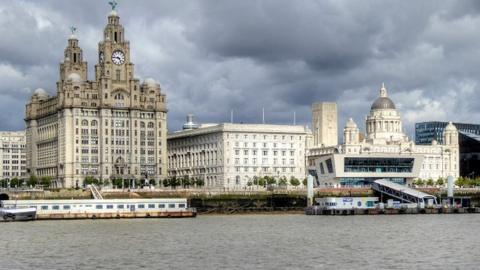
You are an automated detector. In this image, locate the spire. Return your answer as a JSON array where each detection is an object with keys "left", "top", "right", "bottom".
[{"left": 380, "top": 82, "right": 387, "bottom": 97}]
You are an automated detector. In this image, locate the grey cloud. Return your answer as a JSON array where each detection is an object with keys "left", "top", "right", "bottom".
[{"left": 0, "top": 0, "right": 478, "bottom": 137}]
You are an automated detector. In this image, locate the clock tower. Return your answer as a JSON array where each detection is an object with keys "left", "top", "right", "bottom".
[{"left": 95, "top": 9, "right": 140, "bottom": 108}]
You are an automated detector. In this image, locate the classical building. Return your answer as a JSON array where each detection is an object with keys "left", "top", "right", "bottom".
[
  {"left": 311, "top": 102, "right": 337, "bottom": 147},
  {"left": 307, "top": 84, "right": 459, "bottom": 187},
  {"left": 25, "top": 6, "right": 168, "bottom": 188},
  {"left": 0, "top": 131, "right": 27, "bottom": 179},
  {"left": 167, "top": 116, "right": 309, "bottom": 189}
]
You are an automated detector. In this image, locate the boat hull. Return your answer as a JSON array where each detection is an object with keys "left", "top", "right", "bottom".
[{"left": 0, "top": 208, "right": 37, "bottom": 222}]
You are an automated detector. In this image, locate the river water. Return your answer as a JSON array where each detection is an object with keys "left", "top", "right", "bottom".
[{"left": 0, "top": 214, "right": 479, "bottom": 270}]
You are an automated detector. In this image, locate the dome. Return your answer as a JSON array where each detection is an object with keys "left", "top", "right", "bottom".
[
  {"left": 33, "top": 88, "right": 48, "bottom": 99},
  {"left": 445, "top": 122, "right": 457, "bottom": 132},
  {"left": 109, "top": 10, "right": 118, "bottom": 16},
  {"left": 371, "top": 83, "right": 396, "bottom": 110},
  {"left": 67, "top": 73, "right": 82, "bottom": 83},
  {"left": 144, "top": 78, "right": 157, "bottom": 87},
  {"left": 371, "top": 97, "right": 396, "bottom": 110},
  {"left": 345, "top": 118, "right": 357, "bottom": 129}
]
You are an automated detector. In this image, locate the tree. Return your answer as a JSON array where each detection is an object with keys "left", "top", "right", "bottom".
[
  {"left": 247, "top": 181, "right": 253, "bottom": 187},
  {"left": 290, "top": 177, "right": 301, "bottom": 187},
  {"left": 195, "top": 178, "right": 205, "bottom": 188},
  {"left": 40, "top": 176, "right": 52, "bottom": 188},
  {"left": 112, "top": 178, "right": 123, "bottom": 188},
  {"left": 162, "top": 178, "right": 170, "bottom": 188},
  {"left": 266, "top": 176, "right": 276, "bottom": 185},
  {"left": 27, "top": 174, "right": 38, "bottom": 187},
  {"left": 257, "top": 177, "right": 266, "bottom": 187},
  {"left": 426, "top": 178, "right": 434, "bottom": 187},
  {"left": 302, "top": 178, "right": 307, "bottom": 186},
  {"left": 10, "top": 177, "right": 19, "bottom": 188},
  {"left": 149, "top": 179, "right": 156, "bottom": 187},
  {"left": 436, "top": 178, "right": 445, "bottom": 187}
]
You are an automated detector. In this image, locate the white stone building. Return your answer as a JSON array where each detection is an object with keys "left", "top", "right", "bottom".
[
  {"left": 167, "top": 119, "right": 309, "bottom": 189},
  {"left": 0, "top": 131, "right": 27, "bottom": 179},
  {"left": 25, "top": 7, "right": 168, "bottom": 188},
  {"left": 308, "top": 84, "right": 459, "bottom": 187}
]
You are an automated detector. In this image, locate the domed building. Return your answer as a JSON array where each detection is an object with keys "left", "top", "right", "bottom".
[
  {"left": 307, "top": 84, "right": 459, "bottom": 187},
  {"left": 25, "top": 4, "right": 168, "bottom": 188}
]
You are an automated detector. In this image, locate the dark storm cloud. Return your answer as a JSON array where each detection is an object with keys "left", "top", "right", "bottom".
[{"left": 0, "top": 0, "right": 479, "bottom": 138}]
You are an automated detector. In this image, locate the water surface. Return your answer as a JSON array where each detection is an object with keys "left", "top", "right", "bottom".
[{"left": 0, "top": 214, "right": 479, "bottom": 269}]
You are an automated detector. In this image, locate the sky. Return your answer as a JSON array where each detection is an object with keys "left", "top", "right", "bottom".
[{"left": 0, "top": 0, "right": 479, "bottom": 139}]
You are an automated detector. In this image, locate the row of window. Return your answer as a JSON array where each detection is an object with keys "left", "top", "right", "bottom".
[{"left": 39, "top": 203, "right": 186, "bottom": 210}]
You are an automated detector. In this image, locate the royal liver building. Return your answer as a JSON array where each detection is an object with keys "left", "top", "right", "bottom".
[{"left": 25, "top": 7, "right": 168, "bottom": 188}]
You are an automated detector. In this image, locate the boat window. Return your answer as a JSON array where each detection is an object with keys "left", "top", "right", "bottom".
[
  {"left": 96, "top": 205, "right": 103, "bottom": 209},
  {"left": 63, "top": 205, "right": 71, "bottom": 210},
  {"left": 179, "top": 204, "right": 186, "bottom": 208},
  {"left": 29, "top": 206, "right": 37, "bottom": 209},
  {"left": 41, "top": 205, "right": 48, "bottom": 210},
  {"left": 117, "top": 205, "right": 124, "bottom": 209},
  {"left": 85, "top": 205, "right": 92, "bottom": 207},
  {"left": 52, "top": 205, "right": 60, "bottom": 210},
  {"left": 158, "top": 204, "right": 165, "bottom": 208},
  {"left": 168, "top": 204, "right": 176, "bottom": 208},
  {"left": 138, "top": 204, "right": 145, "bottom": 209},
  {"left": 107, "top": 205, "right": 114, "bottom": 209},
  {"left": 148, "top": 204, "right": 155, "bottom": 209}
]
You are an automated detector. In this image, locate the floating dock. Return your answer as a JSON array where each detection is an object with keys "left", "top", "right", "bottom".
[
  {"left": 305, "top": 206, "right": 480, "bottom": 215},
  {"left": 1, "top": 198, "right": 196, "bottom": 220}
]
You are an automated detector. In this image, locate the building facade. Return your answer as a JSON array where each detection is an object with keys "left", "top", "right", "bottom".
[
  {"left": 308, "top": 85, "right": 459, "bottom": 187},
  {"left": 25, "top": 7, "right": 168, "bottom": 188},
  {"left": 168, "top": 120, "right": 309, "bottom": 189},
  {"left": 416, "top": 121, "right": 480, "bottom": 145},
  {"left": 311, "top": 102, "right": 338, "bottom": 147},
  {"left": 0, "top": 131, "right": 27, "bottom": 180}
]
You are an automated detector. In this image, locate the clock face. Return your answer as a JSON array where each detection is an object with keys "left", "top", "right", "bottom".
[
  {"left": 111, "top": 50, "right": 125, "bottom": 65},
  {"left": 99, "top": 52, "right": 104, "bottom": 63}
]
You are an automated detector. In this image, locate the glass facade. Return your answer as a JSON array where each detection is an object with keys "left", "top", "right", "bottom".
[
  {"left": 340, "top": 177, "right": 406, "bottom": 186},
  {"left": 344, "top": 157, "right": 414, "bottom": 173},
  {"left": 415, "top": 121, "right": 480, "bottom": 145}
]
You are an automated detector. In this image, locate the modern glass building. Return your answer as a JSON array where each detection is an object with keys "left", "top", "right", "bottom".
[
  {"left": 459, "top": 131, "right": 480, "bottom": 178},
  {"left": 415, "top": 121, "right": 480, "bottom": 145}
]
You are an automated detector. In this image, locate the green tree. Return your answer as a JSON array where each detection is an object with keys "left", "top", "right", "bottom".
[
  {"left": 290, "top": 177, "right": 301, "bottom": 187},
  {"left": 149, "top": 179, "right": 156, "bottom": 187},
  {"left": 27, "top": 174, "right": 38, "bottom": 187},
  {"left": 266, "top": 176, "right": 276, "bottom": 185},
  {"left": 426, "top": 178, "right": 434, "bottom": 187},
  {"left": 258, "top": 177, "right": 267, "bottom": 187},
  {"left": 195, "top": 178, "right": 205, "bottom": 187},
  {"left": 112, "top": 178, "right": 123, "bottom": 188},
  {"left": 181, "top": 177, "right": 191, "bottom": 188},
  {"left": 10, "top": 178, "right": 19, "bottom": 188},
  {"left": 436, "top": 178, "right": 445, "bottom": 187},
  {"left": 302, "top": 178, "right": 307, "bottom": 186},
  {"left": 162, "top": 178, "right": 170, "bottom": 188},
  {"left": 247, "top": 181, "right": 253, "bottom": 187},
  {"left": 40, "top": 176, "right": 52, "bottom": 188}
]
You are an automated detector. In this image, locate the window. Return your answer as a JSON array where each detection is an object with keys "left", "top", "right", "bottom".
[
  {"left": 138, "top": 204, "right": 145, "bottom": 209},
  {"left": 179, "top": 204, "right": 186, "bottom": 208},
  {"left": 52, "top": 205, "right": 60, "bottom": 210},
  {"left": 148, "top": 204, "right": 155, "bottom": 209},
  {"left": 96, "top": 205, "right": 103, "bottom": 209},
  {"left": 168, "top": 204, "right": 176, "bottom": 208},
  {"left": 117, "top": 205, "right": 124, "bottom": 209},
  {"left": 107, "top": 205, "right": 114, "bottom": 209},
  {"left": 41, "top": 205, "right": 48, "bottom": 210},
  {"left": 158, "top": 204, "right": 165, "bottom": 208},
  {"left": 63, "top": 205, "right": 71, "bottom": 210}
]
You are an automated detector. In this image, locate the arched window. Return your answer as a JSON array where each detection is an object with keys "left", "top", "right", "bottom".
[
  {"left": 147, "top": 122, "right": 154, "bottom": 128},
  {"left": 114, "top": 93, "right": 124, "bottom": 100},
  {"left": 91, "top": 120, "right": 97, "bottom": 127},
  {"left": 235, "top": 175, "right": 240, "bottom": 185},
  {"left": 140, "top": 122, "right": 145, "bottom": 128},
  {"left": 81, "top": 120, "right": 88, "bottom": 126}
]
